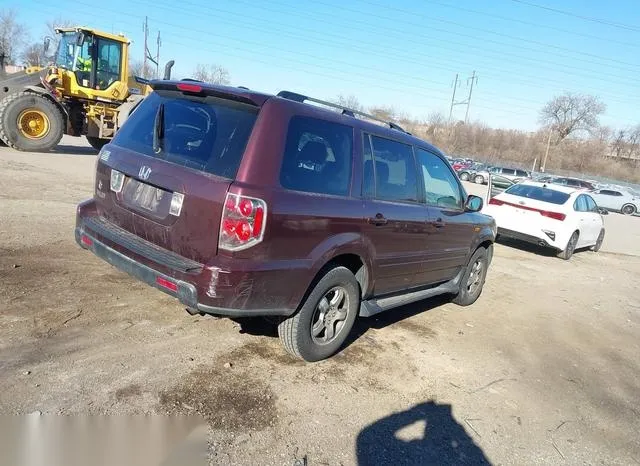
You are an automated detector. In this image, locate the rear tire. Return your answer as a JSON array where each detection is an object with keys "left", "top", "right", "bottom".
[
  {"left": 86, "top": 136, "right": 110, "bottom": 151},
  {"left": 621, "top": 204, "right": 637, "bottom": 216},
  {"left": 452, "top": 247, "right": 489, "bottom": 306},
  {"left": 459, "top": 172, "right": 470, "bottom": 181},
  {"left": 474, "top": 175, "right": 485, "bottom": 184},
  {"left": 278, "top": 266, "right": 359, "bottom": 362},
  {"left": 0, "top": 92, "right": 64, "bottom": 152},
  {"left": 558, "top": 231, "right": 579, "bottom": 260},
  {"left": 591, "top": 229, "right": 605, "bottom": 252}
]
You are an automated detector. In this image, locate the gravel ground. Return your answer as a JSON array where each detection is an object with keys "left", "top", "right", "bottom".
[{"left": 1, "top": 137, "right": 639, "bottom": 465}]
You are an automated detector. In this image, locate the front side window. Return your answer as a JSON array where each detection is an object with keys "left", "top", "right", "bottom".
[
  {"left": 96, "top": 38, "right": 122, "bottom": 90},
  {"left": 280, "top": 117, "right": 353, "bottom": 196},
  {"left": 367, "top": 135, "right": 418, "bottom": 203},
  {"left": 502, "top": 168, "right": 516, "bottom": 176},
  {"left": 415, "top": 148, "right": 462, "bottom": 209}
]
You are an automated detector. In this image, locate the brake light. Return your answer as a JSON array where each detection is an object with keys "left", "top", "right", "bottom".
[
  {"left": 541, "top": 211, "right": 566, "bottom": 221},
  {"left": 110, "top": 169, "right": 124, "bottom": 193},
  {"left": 489, "top": 198, "right": 504, "bottom": 206},
  {"left": 80, "top": 234, "right": 93, "bottom": 247},
  {"left": 177, "top": 83, "right": 203, "bottom": 93},
  {"left": 219, "top": 193, "right": 267, "bottom": 251}
]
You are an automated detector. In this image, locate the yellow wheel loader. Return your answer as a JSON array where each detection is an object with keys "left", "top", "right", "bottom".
[{"left": 0, "top": 27, "right": 174, "bottom": 152}]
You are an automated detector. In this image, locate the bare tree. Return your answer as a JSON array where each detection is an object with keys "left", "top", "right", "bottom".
[
  {"left": 192, "top": 64, "right": 230, "bottom": 84},
  {"left": 129, "top": 59, "right": 154, "bottom": 79},
  {"left": 0, "top": 10, "right": 28, "bottom": 66},
  {"left": 45, "top": 17, "right": 75, "bottom": 59},
  {"left": 21, "top": 43, "right": 43, "bottom": 66},
  {"left": 539, "top": 93, "right": 606, "bottom": 142},
  {"left": 335, "top": 94, "right": 363, "bottom": 112},
  {"left": 369, "top": 105, "right": 396, "bottom": 122}
]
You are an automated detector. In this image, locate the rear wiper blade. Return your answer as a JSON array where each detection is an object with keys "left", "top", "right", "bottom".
[{"left": 152, "top": 103, "right": 165, "bottom": 154}]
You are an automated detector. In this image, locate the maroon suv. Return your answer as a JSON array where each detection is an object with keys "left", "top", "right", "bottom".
[{"left": 76, "top": 81, "right": 495, "bottom": 361}]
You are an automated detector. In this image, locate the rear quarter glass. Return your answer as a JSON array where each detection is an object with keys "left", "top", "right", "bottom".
[{"left": 112, "top": 91, "right": 259, "bottom": 179}]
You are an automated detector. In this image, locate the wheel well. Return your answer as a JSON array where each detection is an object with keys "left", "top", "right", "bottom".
[
  {"left": 477, "top": 239, "right": 494, "bottom": 264},
  {"left": 325, "top": 254, "right": 368, "bottom": 298}
]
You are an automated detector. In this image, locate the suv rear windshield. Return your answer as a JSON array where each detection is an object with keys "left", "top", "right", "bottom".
[
  {"left": 505, "top": 184, "right": 570, "bottom": 205},
  {"left": 112, "top": 91, "right": 258, "bottom": 179}
]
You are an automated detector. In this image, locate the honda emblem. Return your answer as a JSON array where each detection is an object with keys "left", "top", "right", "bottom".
[{"left": 139, "top": 166, "right": 152, "bottom": 180}]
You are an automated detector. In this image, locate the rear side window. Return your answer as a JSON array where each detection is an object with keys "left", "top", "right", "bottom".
[
  {"left": 600, "top": 190, "right": 621, "bottom": 196},
  {"left": 112, "top": 92, "right": 258, "bottom": 179},
  {"left": 502, "top": 168, "right": 516, "bottom": 176},
  {"left": 516, "top": 169, "right": 528, "bottom": 177},
  {"left": 280, "top": 116, "right": 353, "bottom": 196},
  {"left": 367, "top": 135, "right": 418, "bottom": 203},
  {"left": 505, "top": 184, "right": 570, "bottom": 205},
  {"left": 574, "top": 195, "right": 589, "bottom": 212}
]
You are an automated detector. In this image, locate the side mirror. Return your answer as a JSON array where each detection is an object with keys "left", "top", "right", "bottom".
[
  {"left": 465, "top": 195, "right": 483, "bottom": 212},
  {"left": 598, "top": 207, "right": 609, "bottom": 215}
]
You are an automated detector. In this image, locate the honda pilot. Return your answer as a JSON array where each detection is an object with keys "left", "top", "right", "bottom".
[{"left": 76, "top": 81, "right": 496, "bottom": 361}]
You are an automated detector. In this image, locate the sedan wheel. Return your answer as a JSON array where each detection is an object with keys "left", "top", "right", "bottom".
[
  {"left": 621, "top": 204, "right": 637, "bottom": 216},
  {"left": 591, "top": 229, "right": 605, "bottom": 252},
  {"left": 558, "top": 231, "right": 579, "bottom": 260},
  {"left": 474, "top": 175, "right": 485, "bottom": 184},
  {"left": 459, "top": 172, "right": 470, "bottom": 181}
]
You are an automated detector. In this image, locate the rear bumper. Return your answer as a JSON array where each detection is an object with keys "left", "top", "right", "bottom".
[
  {"left": 75, "top": 201, "right": 296, "bottom": 317},
  {"left": 497, "top": 228, "right": 559, "bottom": 250}
]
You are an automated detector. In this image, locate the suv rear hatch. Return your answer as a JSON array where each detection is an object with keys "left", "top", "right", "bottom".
[{"left": 92, "top": 83, "right": 260, "bottom": 264}]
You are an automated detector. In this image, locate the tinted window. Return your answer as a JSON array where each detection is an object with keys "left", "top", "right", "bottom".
[
  {"left": 585, "top": 195, "right": 598, "bottom": 212},
  {"left": 96, "top": 38, "right": 122, "bottom": 89},
  {"left": 280, "top": 116, "right": 353, "bottom": 196},
  {"left": 505, "top": 184, "right": 570, "bottom": 205},
  {"left": 368, "top": 135, "right": 418, "bottom": 203},
  {"left": 112, "top": 91, "right": 258, "bottom": 179},
  {"left": 574, "top": 195, "right": 588, "bottom": 212},
  {"left": 566, "top": 179, "right": 581, "bottom": 187},
  {"left": 600, "top": 190, "right": 621, "bottom": 196},
  {"left": 362, "top": 134, "right": 374, "bottom": 198},
  {"left": 415, "top": 148, "right": 462, "bottom": 209},
  {"left": 502, "top": 168, "right": 516, "bottom": 176},
  {"left": 516, "top": 169, "right": 528, "bottom": 177}
]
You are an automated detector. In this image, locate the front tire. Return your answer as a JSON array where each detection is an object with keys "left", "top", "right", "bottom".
[
  {"left": 459, "top": 172, "right": 470, "bottom": 181},
  {"left": 452, "top": 247, "right": 489, "bottom": 306},
  {"left": 474, "top": 175, "right": 485, "bottom": 184},
  {"left": 591, "top": 229, "right": 605, "bottom": 252},
  {"left": 558, "top": 231, "right": 579, "bottom": 260},
  {"left": 621, "top": 204, "right": 637, "bottom": 216},
  {"left": 0, "top": 92, "right": 65, "bottom": 152},
  {"left": 86, "top": 136, "right": 110, "bottom": 151},
  {"left": 278, "top": 266, "right": 360, "bottom": 362}
]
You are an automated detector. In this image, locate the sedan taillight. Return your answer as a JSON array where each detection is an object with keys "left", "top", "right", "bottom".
[{"left": 218, "top": 193, "right": 267, "bottom": 252}]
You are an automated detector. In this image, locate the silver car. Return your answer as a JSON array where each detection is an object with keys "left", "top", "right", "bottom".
[
  {"left": 473, "top": 166, "right": 530, "bottom": 185},
  {"left": 590, "top": 188, "right": 639, "bottom": 216}
]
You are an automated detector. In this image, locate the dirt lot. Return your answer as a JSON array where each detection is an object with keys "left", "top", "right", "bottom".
[{"left": 1, "top": 137, "right": 639, "bottom": 465}]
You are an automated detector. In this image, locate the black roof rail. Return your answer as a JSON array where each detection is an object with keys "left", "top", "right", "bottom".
[{"left": 276, "top": 90, "right": 409, "bottom": 134}]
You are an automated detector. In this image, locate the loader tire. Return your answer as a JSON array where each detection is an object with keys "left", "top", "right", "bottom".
[
  {"left": 86, "top": 136, "right": 110, "bottom": 151},
  {"left": 0, "top": 92, "right": 65, "bottom": 152}
]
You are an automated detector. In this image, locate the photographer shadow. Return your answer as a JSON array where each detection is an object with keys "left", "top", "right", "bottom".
[{"left": 356, "top": 401, "right": 491, "bottom": 465}]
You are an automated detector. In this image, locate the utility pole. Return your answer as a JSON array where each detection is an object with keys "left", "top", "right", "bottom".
[
  {"left": 155, "top": 31, "right": 161, "bottom": 79},
  {"left": 541, "top": 127, "right": 554, "bottom": 173},
  {"left": 142, "top": 16, "right": 149, "bottom": 78},
  {"left": 449, "top": 71, "right": 478, "bottom": 124},
  {"left": 448, "top": 73, "right": 459, "bottom": 122},
  {"left": 464, "top": 70, "right": 477, "bottom": 124}
]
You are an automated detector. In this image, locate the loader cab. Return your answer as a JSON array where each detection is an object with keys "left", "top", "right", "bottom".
[{"left": 53, "top": 27, "right": 129, "bottom": 100}]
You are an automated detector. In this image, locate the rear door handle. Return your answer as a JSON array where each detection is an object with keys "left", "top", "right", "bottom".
[{"left": 367, "top": 214, "right": 388, "bottom": 226}]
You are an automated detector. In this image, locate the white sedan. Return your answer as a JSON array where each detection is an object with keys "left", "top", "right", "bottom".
[{"left": 482, "top": 179, "right": 606, "bottom": 260}]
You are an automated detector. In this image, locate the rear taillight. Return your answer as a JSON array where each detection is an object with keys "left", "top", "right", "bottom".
[
  {"left": 488, "top": 198, "right": 504, "bottom": 206},
  {"left": 541, "top": 211, "right": 566, "bottom": 221},
  {"left": 219, "top": 193, "right": 267, "bottom": 251},
  {"left": 110, "top": 169, "right": 124, "bottom": 193}
]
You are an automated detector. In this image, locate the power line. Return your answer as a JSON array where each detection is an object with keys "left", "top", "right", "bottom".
[
  {"left": 507, "top": 0, "right": 640, "bottom": 33},
  {"left": 419, "top": 0, "right": 639, "bottom": 49},
  {"left": 131, "top": 0, "right": 640, "bottom": 104}
]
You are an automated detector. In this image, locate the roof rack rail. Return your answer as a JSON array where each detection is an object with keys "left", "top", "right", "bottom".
[{"left": 277, "top": 90, "right": 409, "bottom": 134}]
